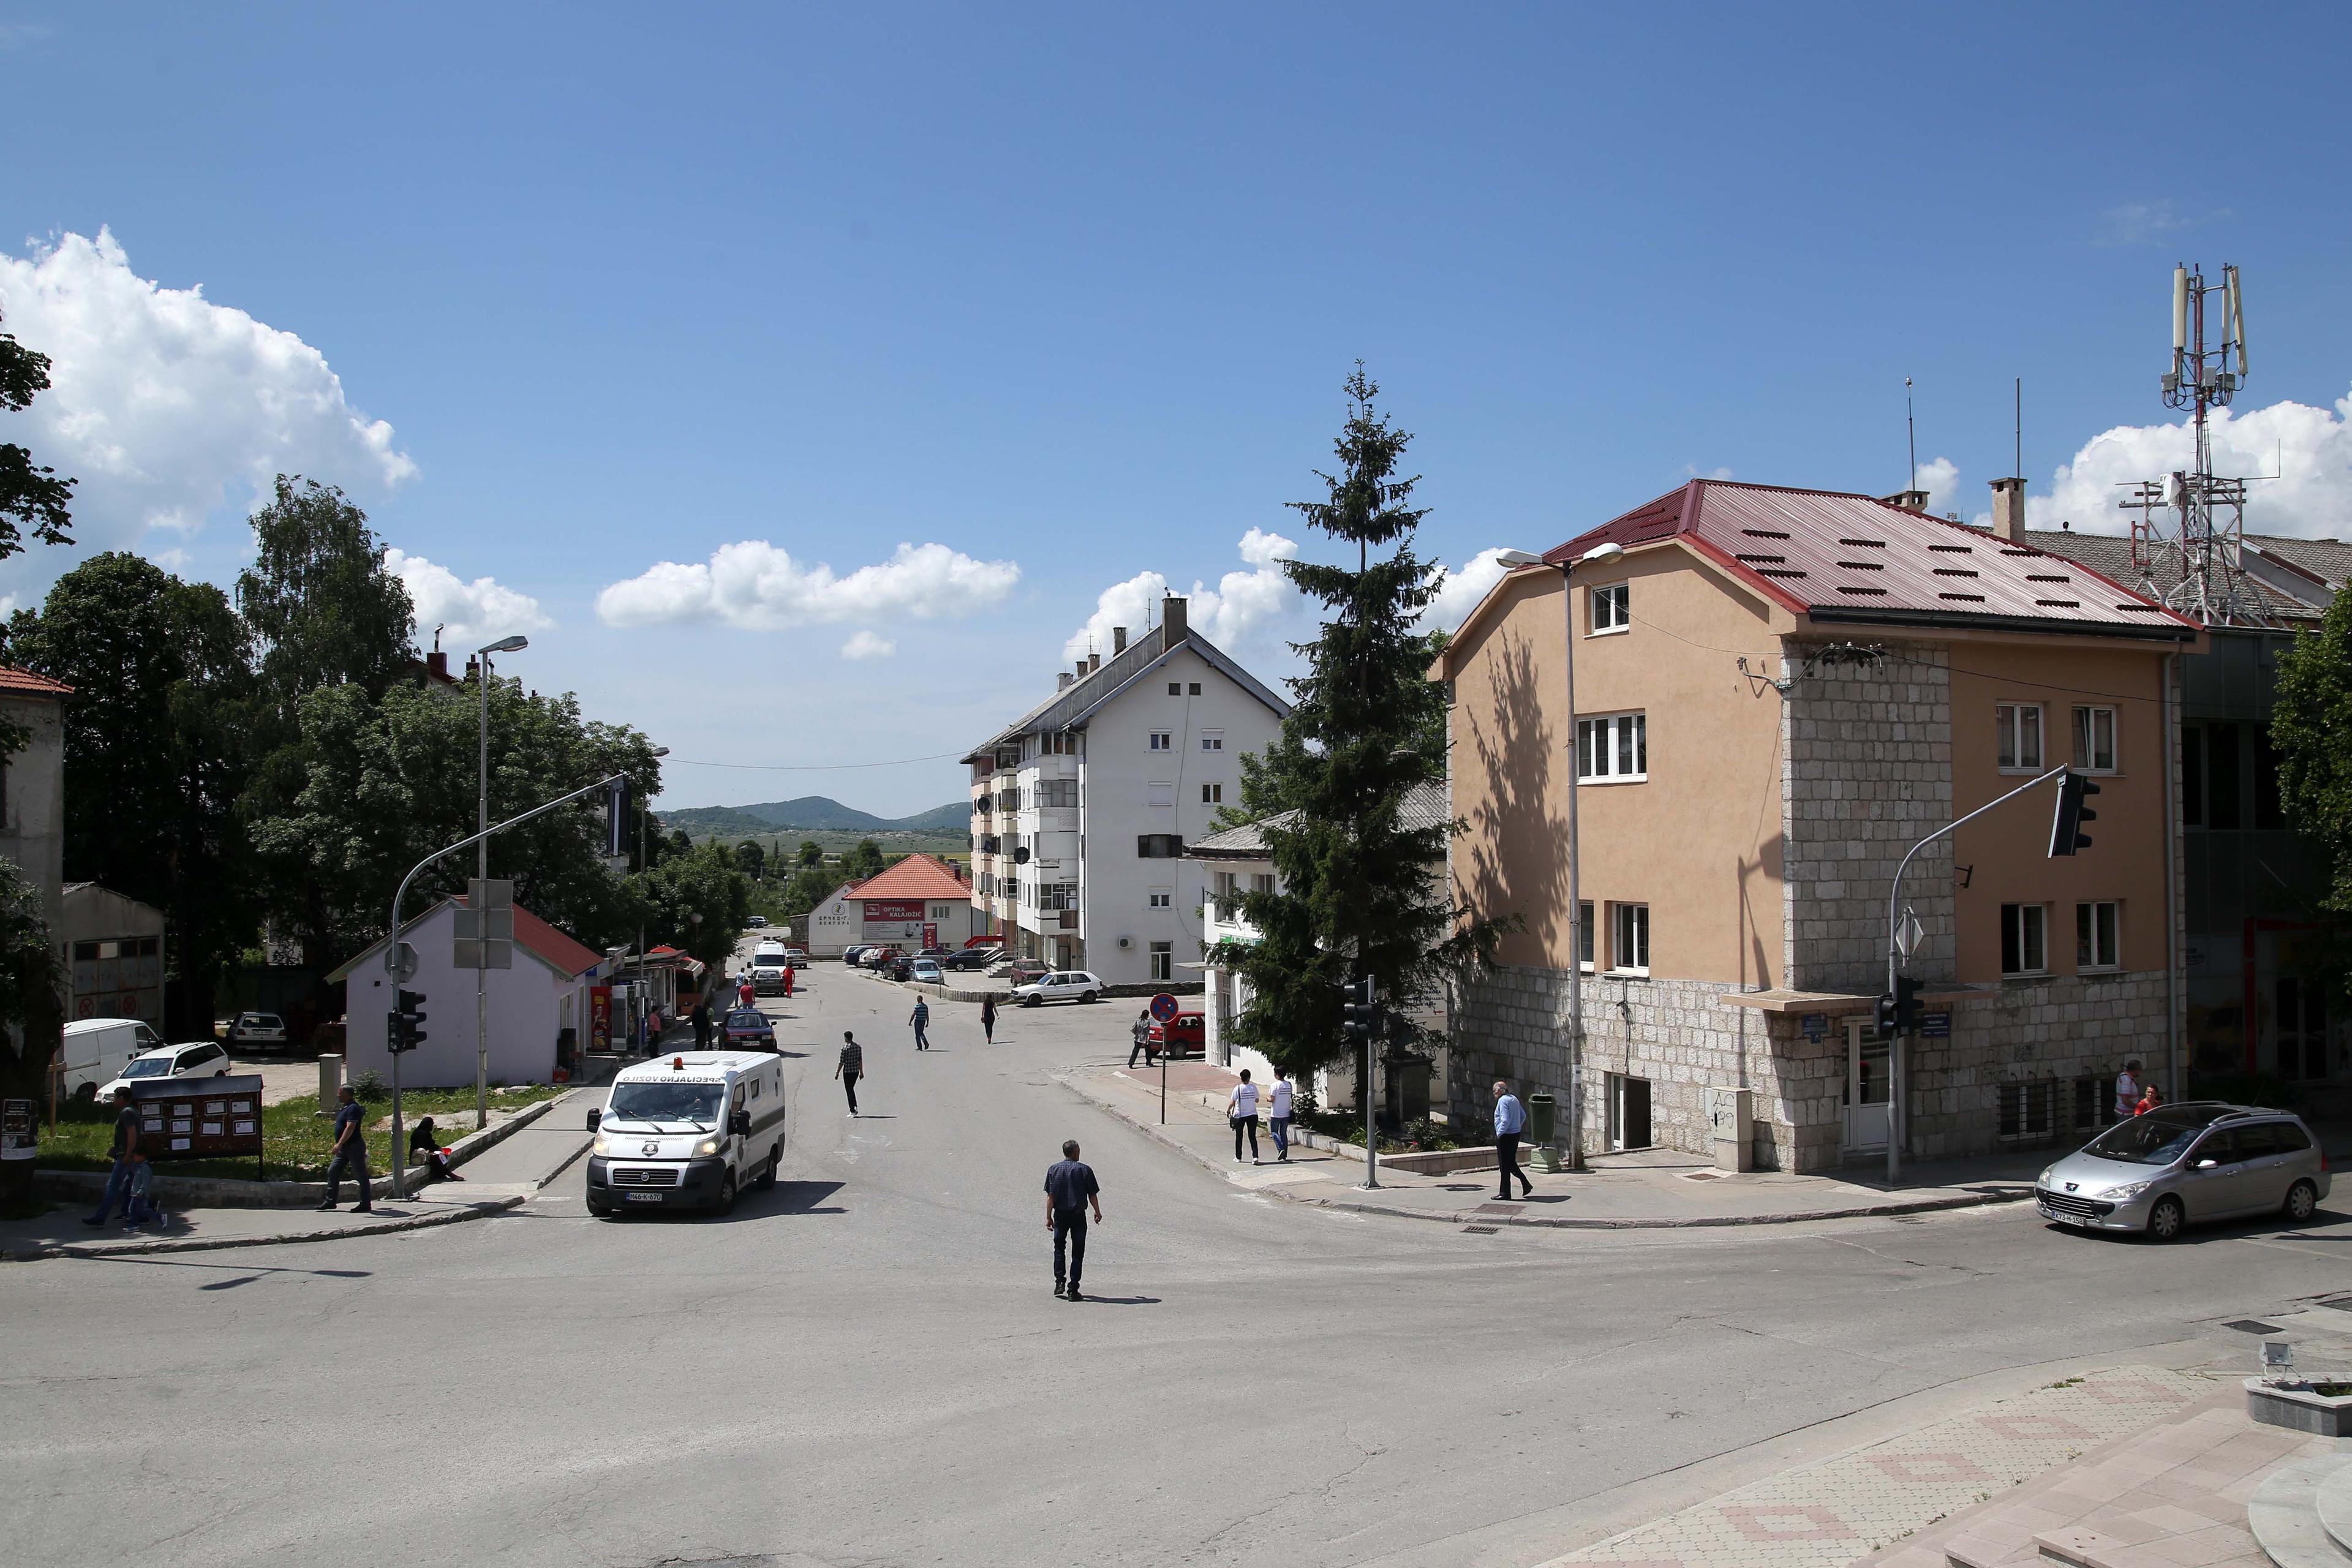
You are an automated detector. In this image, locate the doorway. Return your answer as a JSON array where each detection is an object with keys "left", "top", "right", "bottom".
[
  {"left": 1606, "top": 1072, "right": 1651, "bottom": 1151},
  {"left": 1842, "top": 1019, "right": 1891, "bottom": 1152}
]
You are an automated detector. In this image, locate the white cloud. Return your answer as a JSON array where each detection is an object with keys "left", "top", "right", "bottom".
[
  {"left": 0, "top": 228, "right": 415, "bottom": 560},
  {"left": 1063, "top": 528, "right": 1304, "bottom": 660},
  {"left": 840, "top": 630, "right": 896, "bottom": 660},
  {"left": 1915, "top": 455, "right": 1962, "bottom": 517},
  {"left": 384, "top": 548, "right": 552, "bottom": 648},
  {"left": 597, "top": 540, "right": 1020, "bottom": 630},
  {"left": 1424, "top": 547, "right": 1517, "bottom": 633},
  {"left": 2028, "top": 388, "right": 2352, "bottom": 539}
]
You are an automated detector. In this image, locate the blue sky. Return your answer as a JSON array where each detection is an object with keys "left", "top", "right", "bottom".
[{"left": 4, "top": 4, "right": 2350, "bottom": 815}]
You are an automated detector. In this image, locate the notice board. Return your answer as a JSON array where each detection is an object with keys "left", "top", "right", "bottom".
[{"left": 128, "top": 1074, "right": 265, "bottom": 1164}]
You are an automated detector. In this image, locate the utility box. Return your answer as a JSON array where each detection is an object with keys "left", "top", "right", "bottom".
[
  {"left": 317, "top": 1054, "right": 343, "bottom": 1113},
  {"left": 1707, "top": 1085, "right": 1754, "bottom": 1172},
  {"left": 1527, "top": 1091, "right": 1557, "bottom": 1145}
]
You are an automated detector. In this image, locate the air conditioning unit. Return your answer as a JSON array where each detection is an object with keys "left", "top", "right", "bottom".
[{"left": 1117, "top": 935, "right": 1132, "bottom": 949}]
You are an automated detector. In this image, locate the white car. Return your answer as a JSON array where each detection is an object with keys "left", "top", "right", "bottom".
[
  {"left": 224, "top": 1012, "right": 288, "bottom": 1049},
  {"left": 1010, "top": 970, "right": 1106, "bottom": 1007},
  {"left": 781, "top": 948, "right": 809, "bottom": 968},
  {"left": 94, "top": 1040, "right": 235, "bottom": 1102},
  {"left": 909, "top": 959, "right": 944, "bottom": 984}
]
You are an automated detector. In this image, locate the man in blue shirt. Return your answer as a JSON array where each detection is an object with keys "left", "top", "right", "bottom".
[
  {"left": 1493, "top": 1079, "right": 1534, "bottom": 1200},
  {"left": 1042, "top": 1139, "right": 1102, "bottom": 1301},
  {"left": 318, "top": 1085, "right": 374, "bottom": 1213}
]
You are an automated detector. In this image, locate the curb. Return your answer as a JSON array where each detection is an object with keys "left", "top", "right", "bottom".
[
  {"left": 1, "top": 1195, "right": 524, "bottom": 1262},
  {"left": 1054, "top": 1072, "right": 2036, "bottom": 1231}
]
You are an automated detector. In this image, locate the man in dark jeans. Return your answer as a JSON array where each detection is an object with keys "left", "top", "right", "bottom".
[
  {"left": 82, "top": 1087, "right": 143, "bottom": 1227},
  {"left": 836, "top": 1031, "right": 864, "bottom": 1115},
  {"left": 318, "top": 1085, "right": 374, "bottom": 1212},
  {"left": 1493, "top": 1078, "right": 1534, "bottom": 1200},
  {"left": 1043, "top": 1139, "right": 1102, "bottom": 1301}
]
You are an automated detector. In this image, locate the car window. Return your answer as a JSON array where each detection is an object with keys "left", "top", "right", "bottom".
[
  {"left": 2083, "top": 1113, "right": 2209, "bottom": 1166},
  {"left": 2272, "top": 1121, "right": 2313, "bottom": 1154},
  {"left": 2191, "top": 1130, "right": 2243, "bottom": 1166},
  {"left": 2236, "top": 1123, "right": 2285, "bottom": 1158}
]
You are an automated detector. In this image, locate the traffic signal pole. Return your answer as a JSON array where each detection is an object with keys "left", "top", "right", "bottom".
[
  {"left": 383, "top": 771, "right": 630, "bottom": 1200},
  {"left": 1882, "top": 764, "right": 2068, "bottom": 1185}
]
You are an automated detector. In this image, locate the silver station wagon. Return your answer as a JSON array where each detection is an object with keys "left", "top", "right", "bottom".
[{"left": 2035, "top": 1102, "right": 2331, "bottom": 1241}]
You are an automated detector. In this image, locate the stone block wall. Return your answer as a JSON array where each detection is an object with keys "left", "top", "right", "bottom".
[
  {"left": 1780, "top": 644, "right": 1956, "bottom": 995},
  {"left": 1909, "top": 970, "right": 2172, "bottom": 1158}
]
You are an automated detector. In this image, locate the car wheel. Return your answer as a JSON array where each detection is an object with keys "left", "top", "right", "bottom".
[
  {"left": 713, "top": 1172, "right": 737, "bottom": 1216},
  {"left": 2145, "top": 1195, "right": 2185, "bottom": 1242},
  {"left": 757, "top": 1145, "right": 780, "bottom": 1189},
  {"left": 1080, "top": 991, "right": 1098, "bottom": 1004},
  {"left": 1024, "top": 994, "right": 1042, "bottom": 1008},
  {"left": 2283, "top": 1178, "right": 2318, "bottom": 1224},
  {"left": 72, "top": 1081, "right": 97, "bottom": 1104}
]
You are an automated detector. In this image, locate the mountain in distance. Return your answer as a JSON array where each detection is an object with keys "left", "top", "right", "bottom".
[{"left": 657, "top": 796, "right": 967, "bottom": 839}]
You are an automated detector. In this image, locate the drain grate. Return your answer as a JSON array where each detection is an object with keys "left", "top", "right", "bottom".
[
  {"left": 1682, "top": 1170, "right": 1722, "bottom": 1182},
  {"left": 2317, "top": 1297, "right": 2352, "bottom": 1314},
  {"left": 2225, "top": 1319, "right": 2285, "bottom": 1335},
  {"left": 1461, "top": 1224, "right": 1498, "bottom": 1234}
]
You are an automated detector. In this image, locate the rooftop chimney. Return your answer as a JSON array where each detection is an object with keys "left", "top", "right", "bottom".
[
  {"left": 1112, "top": 625, "right": 1128, "bottom": 654},
  {"left": 425, "top": 649, "right": 450, "bottom": 682},
  {"left": 1161, "top": 594, "right": 1188, "bottom": 645},
  {"left": 1879, "top": 489, "right": 1931, "bottom": 512},
  {"left": 1088, "top": 652, "right": 1101, "bottom": 673},
  {"left": 1989, "top": 477, "right": 2027, "bottom": 543},
  {"left": 1057, "top": 671, "right": 1074, "bottom": 690}
]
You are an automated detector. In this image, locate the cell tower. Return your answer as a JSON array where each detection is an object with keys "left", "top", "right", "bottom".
[{"left": 2122, "top": 263, "right": 2269, "bottom": 625}]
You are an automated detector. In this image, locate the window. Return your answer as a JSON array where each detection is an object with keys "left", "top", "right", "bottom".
[
  {"left": 1250, "top": 873, "right": 1275, "bottom": 895},
  {"left": 1168, "top": 682, "right": 1182, "bottom": 696},
  {"left": 1577, "top": 899, "right": 1594, "bottom": 971},
  {"left": 2204, "top": 722, "right": 2241, "bottom": 827},
  {"left": 1589, "top": 582, "right": 1630, "bottom": 634},
  {"left": 2182, "top": 725, "right": 2204, "bottom": 826},
  {"left": 2000, "top": 903, "right": 2048, "bottom": 974},
  {"left": 1148, "top": 889, "right": 1171, "bottom": 909},
  {"left": 1997, "top": 1080, "right": 2055, "bottom": 1139},
  {"left": 1147, "top": 781, "right": 1174, "bottom": 807},
  {"left": 1188, "top": 682, "right": 1202, "bottom": 695},
  {"left": 2073, "top": 1076, "right": 2107, "bottom": 1129},
  {"left": 2076, "top": 901, "right": 2119, "bottom": 971},
  {"left": 1136, "top": 834, "right": 1183, "bottom": 858},
  {"left": 2070, "top": 706, "right": 2117, "bottom": 772},
  {"left": 1038, "top": 779, "right": 1078, "bottom": 808},
  {"left": 1211, "top": 870, "right": 1236, "bottom": 920},
  {"left": 1148, "top": 731, "right": 1172, "bottom": 752},
  {"left": 1610, "top": 902, "right": 1649, "bottom": 974},
  {"left": 1577, "top": 712, "right": 1648, "bottom": 782},
  {"left": 1200, "top": 731, "right": 1223, "bottom": 751},
  {"left": 1996, "top": 703, "right": 2044, "bottom": 771},
  {"left": 1039, "top": 882, "right": 1078, "bottom": 911},
  {"left": 1202, "top": 783, "right": 1223, "bottom": 804},
  {"left": 1150, "top": 941, "right": 1173, "bottom": 982}
]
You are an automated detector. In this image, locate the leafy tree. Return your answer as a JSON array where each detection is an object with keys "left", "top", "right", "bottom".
[
  {"left": 844, "top": 839, "right": 887, "bottom": 882},
  {"left": 797, "top": 840, "right": 824, "bottom": 868},
  {"left": 631, "top": 840, "right": 752, "bottom": 973},
  {"left": 734, "top": 839, "right": 766, "bottom": 882},
  {"left": 0, "top": 857, "right": 65, "bottom": 1210},
  {"left": 0, "top": 307, "right": 75, "bottom": 566},
  {"left": 6, "top": 554, "right": 256, "bottom": 1032},
  {"left": 2274, "top": 592, "right": 2352, "bottom": 998},
  {"left": 1215, "top": 367, "right": 1507, "bottom": 1079}
]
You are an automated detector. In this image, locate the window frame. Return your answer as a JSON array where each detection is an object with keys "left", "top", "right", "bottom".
[
  {"left": 2000, "top": 902, "right": 2049, "bottom": 976},
  {"left": 2075, "top": 900, "right": 2120, "bottom": 973},
  {"left": 1200, "top": 731, "right": 1223, "bottom": 752},
  {"left": 1577, "top": 711, "right": 1648, "bottom": 783},
  {"left": 1148, "top": 941, "right": 1173, "bottom": 982},
  {"left": 2070, "top": 704, "right": 2118, "bottom": 774},
  {"left": 1588, "top": 582, "right": 1630, "bottom": 636},
  {"left": 1147, "top": 731, "right": 1172, "bottom": 752},
  {"left": 1576, "top": 899, "right": 1594, "bottom": 973},
  {"left": 1995, "top": 702, "right": 2046, "bottom": 773},
  {"left": 1148, "top": 889, "right": 1172, "bottom": 910},
  {"left": 1608, "top": 901, "right": 1650, "bottom": 976},
  {"left": 1201, "top": 782, "right": 1223, "bottom": 804}
]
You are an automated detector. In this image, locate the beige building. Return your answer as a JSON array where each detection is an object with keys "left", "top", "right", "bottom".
[
  {"left": 0, "top": 667, "right": 70, "bottom": 932},
  {"left": 1436, "top": 480, "right": 2203, "bottom": 1172}
]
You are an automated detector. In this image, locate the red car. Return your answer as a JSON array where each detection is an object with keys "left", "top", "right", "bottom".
[{"left": 1142, "top": 1011, "right": 1205, "bottom": 1058}]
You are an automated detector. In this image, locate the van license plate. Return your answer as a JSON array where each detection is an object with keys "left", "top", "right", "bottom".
[{"left": 625, "top": 1192, "right": 663, "bottom": 1202}]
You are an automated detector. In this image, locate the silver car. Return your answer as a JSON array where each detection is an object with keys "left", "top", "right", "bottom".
[{"left": 2035, "top": 1102, "right": 2331, "bottom": 1241}]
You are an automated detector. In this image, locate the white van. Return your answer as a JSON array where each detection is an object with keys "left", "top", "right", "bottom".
[
  {"left": 750, "top": 942, "right": 791, "bottom": 995},
  {"left": 584, "top": 1051, "right": 786, "bottom": 1216},
  {"left": 60, "top": 1019, "right": 167, "bottom": 1103}
]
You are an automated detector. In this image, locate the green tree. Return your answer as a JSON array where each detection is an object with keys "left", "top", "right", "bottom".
[
  {"left": 2274, "top": 590, "right": 2352, "bottom": 976},
  {"left": 0, "top": 306, "right": 75, "bottom": 565},
  {"left": 631, "top": 840, "right": 752, "bottom": 973},
  {"left": 797, "top": 840, "right": 824, "bottom": 868},
  {"left": 6, "top": 554, "right": 256, "bottom": 1032},
  {"left": 1216, "top": 367, "right": 1507, "bottom": 1079},
  {"left": 0, "top": 858, "right": 66, "bottom": 1210},
  {"left": 844, "top": 839, "right": 887, "bottom": 882},
  {"left": 734, "top": 839, "right": 766, "bottom": 882}
]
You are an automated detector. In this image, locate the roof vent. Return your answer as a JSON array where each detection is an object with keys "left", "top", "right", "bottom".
[
  {"left": 1837, "top": 586, "right": 1889, "bottom": 597},
  {"left": 1937, "top": 592, "right": 1987, "bottom": 602},
  {"left": 1757, "top": 567, "right": 1809, "bottom": 579},
  {"left": 2027, "top": 573, "right": 2070, "bottom": 583},
  {"left": 1836, "top": 560, "right": 1885, "bottom": 571},
  {"left": 1735, "top": 552, "right": 1786, "bottom": 564},
  {"left": 1928, "top": 543, "right": 1974, "bottom": 554},
  {"left": 2034, "top": 598, "right": 2082, "bottom": 608},
  {"left": 1740, "top": 527, "right": 1792, "bottom": 540},
  {"left": 1837, "top": 537, "right": 1887, "bottom": 548}
]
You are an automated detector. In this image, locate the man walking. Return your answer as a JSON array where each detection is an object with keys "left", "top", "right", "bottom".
[
  {"left": 837, "top": 1031, "right": 865, "bottom": 1116},
  {"left": 1227, "top": 1069, "right": 1261, "bottom": 1163},
  {"left": 908, "top": 995, "right": 931, "bottom": 1051},
  {"left": 1043, "top": 1138, "right": 1102, "bottom": 1301},
  {"left": 782, "top": 960, "right": 794, "bottom": 1000},
  {"left": 81, "top": 1087, "right": 142, "bottom": 1227},
  {"left": 981, "top": 992, "right": 997, "bottom": 1044},
  {"left": 690, "top": 995, "right": 714, "bottom": 1050},
  {"left": 1267, "top": 1066, "right": 1294, "bottom": 1163},
  {"left": 318, "top": 1085, "right": 374, "bottom": 1213},
  {"left": 2113, "top": 1058, "right": 2143, "bottom": 1123},
  {"left": 1493, "top": 1079, "right": 1534, "bottom": 1200}
]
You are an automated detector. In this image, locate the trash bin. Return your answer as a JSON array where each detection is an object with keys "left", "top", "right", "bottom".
[{"left": 1528, "top": 1091, "right": 1556, "bottom": 1145}]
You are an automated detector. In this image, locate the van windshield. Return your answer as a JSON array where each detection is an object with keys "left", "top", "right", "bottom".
[
  {"left": 606, "top": 1082, "right": 724, "bottom": 1128},
  {"left": 2082, "top": 1112, "right": 2211, "bottom": 1166}
]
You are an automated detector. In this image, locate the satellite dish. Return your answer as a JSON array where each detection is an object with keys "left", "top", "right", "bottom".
[{"left": 1013, "top": 846, "right": 1030, "bottom": 864}]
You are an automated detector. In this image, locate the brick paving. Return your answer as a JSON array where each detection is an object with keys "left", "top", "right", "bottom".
[{"left": 1547, "top": 1366, "right": 2212, "bottom": 1568}]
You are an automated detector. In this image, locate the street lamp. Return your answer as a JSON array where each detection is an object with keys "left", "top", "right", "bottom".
[
  {"left": 636, "top": 746, "right": 670, "bottom": 1055},
  {"left": 473, "top": 635, "right": 529, "bottom": 1131},
  {"left": 1494, "top": 540, "right": 1625, "bottom": 1172}
]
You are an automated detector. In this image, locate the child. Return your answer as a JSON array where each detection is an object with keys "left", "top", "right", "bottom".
[
  {"left": 123, "top": 1150, "right": 162, "bottom": 1229},
  {"left": 2135, "top": 1083, "right": 2165, "bottom": 1117}
]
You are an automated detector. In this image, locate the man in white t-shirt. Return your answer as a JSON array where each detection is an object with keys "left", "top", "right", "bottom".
[
  {"left": 1266, "top": 1067, "right": 1295, "bottom": 1163},
  {"left": 1227, "top": 1070, "right": 1261, "bottom": 1163},
  {"left": 2113, "top": 1059, "right": 2143, "bottom": 1121}
]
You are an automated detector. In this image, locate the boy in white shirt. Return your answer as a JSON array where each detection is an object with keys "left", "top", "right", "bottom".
[
  {"left": 1267, "top": 1067, "right": 1295, "bottom": 1163},
  {"left": 1227, "top": 1069, "right": 1261, "bottom": 1163}
]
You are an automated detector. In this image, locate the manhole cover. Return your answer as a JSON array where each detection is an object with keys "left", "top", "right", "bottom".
[
  {"left": 1461, "top": 1224, "right": 1498, "bottom": 1234},
  {"left": 1682, "top": 1170, "right": 1722, "bottom": 1182},
  {"left": 2225, "top": 1319, "right": 2284, "bottom": 1335}
]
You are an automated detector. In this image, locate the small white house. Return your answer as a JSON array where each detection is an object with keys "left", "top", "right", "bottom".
[
  {"left": 804, "top": 882, "right": 861, "bottom": 957},
  {"left": 329, "top": 898, "right": 611, "bottom": 1087}
]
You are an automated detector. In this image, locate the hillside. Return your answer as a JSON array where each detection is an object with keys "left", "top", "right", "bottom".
[{"left": 657, "top": 795, "right": 967, "bottom": 839}]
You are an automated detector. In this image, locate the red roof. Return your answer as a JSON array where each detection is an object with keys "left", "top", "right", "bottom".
[
  {"left": 1550, "top": 481, "right": 2199, "bottom": 641},
  {"left": 0, "top": 666, "right": 73, "bottom": 697},
  {"left": 847, "top": 853, "right": 971, "bottom": 903},
  {"left": 503, "top": 903, "right": 605, "bottom": 978}
]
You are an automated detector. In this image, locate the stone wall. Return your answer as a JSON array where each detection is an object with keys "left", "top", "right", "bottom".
[
  {"left": 1780, "top": 644, "right": 1955, "bottom": 995},
  {"left": 1908, "top": 970, "right": 2172, "bottom": 1158}
]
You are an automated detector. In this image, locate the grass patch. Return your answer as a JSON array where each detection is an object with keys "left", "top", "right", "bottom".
[{"left": 35, "top": 1084, "right": 560, "bottom": 1182}]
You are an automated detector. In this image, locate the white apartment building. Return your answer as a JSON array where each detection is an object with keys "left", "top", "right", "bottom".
[{"left": 964, "top": 595, "right": 1288, "bottom": 989}]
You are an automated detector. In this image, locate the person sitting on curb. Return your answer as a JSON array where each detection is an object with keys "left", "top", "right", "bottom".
[{"left": 409, "top": 1115, "right": 464, "bottom": 1183}]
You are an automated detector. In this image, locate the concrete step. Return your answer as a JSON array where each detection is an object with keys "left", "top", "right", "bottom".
[
  {"left": 2318, "top": 1457, "right": 2352, "bottom": 1559},
  {"left": 2244, "top": 1452, "right": 2352, "bottom": 1568}
]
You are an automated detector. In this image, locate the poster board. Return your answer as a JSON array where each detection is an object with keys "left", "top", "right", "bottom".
[{"left": 128, "top": 1074, "right": 265, "bottom": 1163}]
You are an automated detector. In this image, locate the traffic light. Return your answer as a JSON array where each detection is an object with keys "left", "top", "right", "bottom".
[
  {"left": 1875, "top": 991, "right": 1897, "bottom": 1033},
  {"left": 1339, "top": 976, "right": 1376, "bottom": 1044},
  {"left": 1893, "top": 975, "right": 1923, "bottom": 1033},
  {"left": 605, "top": 778, "right": 628, "bottom": 859},
  {"left": 390, "top": 988, "right": 428, "bottom": 1053},
  {"left": 2049, "top": 769, "right": 2099, "bottom": 857}
]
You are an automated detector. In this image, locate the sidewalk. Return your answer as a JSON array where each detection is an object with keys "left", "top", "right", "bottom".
[{"left": 1059, "top": 1062, "right": 2042, "bottom": 1229}]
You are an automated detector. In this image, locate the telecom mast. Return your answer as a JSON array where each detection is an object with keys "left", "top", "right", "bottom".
[{"left": 2122, "top": 263, "right": 2268, "bottom": 625}]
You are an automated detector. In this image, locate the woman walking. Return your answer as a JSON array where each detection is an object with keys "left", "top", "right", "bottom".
[
  {"left": 1227, "top": 1069, "right": 1261, "bottom": 1163},
  {"left": 981, "top": 992, "right": 998, "bottom": 1044}
]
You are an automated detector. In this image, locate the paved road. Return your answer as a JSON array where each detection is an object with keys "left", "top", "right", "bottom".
[{"left": 6, "top": 952, "right": 2347, "bottom": 1568}]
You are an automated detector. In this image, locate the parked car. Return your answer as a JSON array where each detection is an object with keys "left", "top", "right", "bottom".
[
  {"left": 60, "top": 1018, "right": 167, "bottom": 1102},
  {"left": 721, "top": 1008, "right": 778, "bottom": 1052},
  {"left": 93, "top": 1039, "right": 235, "bottom": 1102},
  {"left": 989, "top": 957, "right": 1049, "bottom": 983},
  {"left": 1139, "top": 1011, "right": 1205, "bottom": 1058},
  {"left": 1011, "top": 970, "right": 1106, "bottom": 1007},
  {"left": 225, "top": 1011, "right": 288, "bottom": 1050},
  {"left": 2034, "top": 1102, "right": 2331, "bottom": 1241},
  {"left": 781, "top": 948, "right": 809, "bottom": 968},
  {"left": 861, "top": 946, "right": 904, "bottom": 971},
  {"left": 746, "top": 914, "right": 768, "bottom": 928},
  {"left": 842, "top": 945, "right": 871, "bottom": 966},
  {"left": 942, "top": 947, "right": 1000, "bottom": 971},
  {"left": 910, "top": 959, "right": 945, "bottom": 985}
]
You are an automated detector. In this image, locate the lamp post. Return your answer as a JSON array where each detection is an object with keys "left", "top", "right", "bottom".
[
  {"left": 474, "top": 634, "right": 529, "bottom": 1131},
  {"left": 636, "top": 745, "right": 671, "bottom": 1054},
  {"left": 1494, "top": 541, "right": 1624, "bottom": 1172}
]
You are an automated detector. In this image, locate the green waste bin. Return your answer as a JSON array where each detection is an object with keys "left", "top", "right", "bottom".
[{"left": 1528, "top": 1091, "right": 1557, "bottom": 1145}]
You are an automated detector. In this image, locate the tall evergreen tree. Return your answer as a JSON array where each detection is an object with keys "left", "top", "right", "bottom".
[{"left": 1218, "top": 366, "right": 1507, "bottom": 1080}]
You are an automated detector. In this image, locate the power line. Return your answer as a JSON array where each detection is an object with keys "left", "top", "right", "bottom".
[{"left": 664, "top": 750, "right": 968, "bottom": 772}]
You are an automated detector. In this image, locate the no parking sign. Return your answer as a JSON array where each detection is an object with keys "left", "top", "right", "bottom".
[{"left": 1150, "top": 992, "right": 1180, "bottom": 1023}]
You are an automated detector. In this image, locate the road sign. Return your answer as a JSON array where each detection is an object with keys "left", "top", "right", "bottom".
[
  {"left": 1801, "top": 1012, "right": 1828, "bottom": 1042},
  {"left": 1920, "top": 1011, "right": 1952, "bottom": 1038},
  {"left": 383, "top": 939, "right": 419, "bottom": 980},
  {"left": 1894, "top": 907, "right": 1926, "bottom": 961},
  {"left": 453, "top": 938, "right": 512, "bottom": 970},
  {"left": 1149, "top": 992, "right": 1180, "bottom": 1023},
  {"left": 469, "top": 877, "right": 514, "bottom": 910}
]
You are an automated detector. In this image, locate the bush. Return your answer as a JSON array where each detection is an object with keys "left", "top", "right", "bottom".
[{"left": 351, "top": 1069, "right": 387, "bottom": 1104}]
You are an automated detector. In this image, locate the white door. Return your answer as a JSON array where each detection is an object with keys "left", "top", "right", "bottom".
[{"left": 1842, "top": 1020, "right": 1891, "bottom": 1152}]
